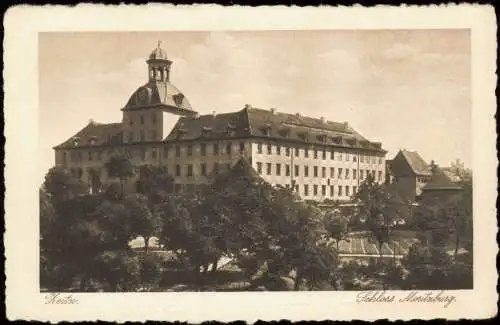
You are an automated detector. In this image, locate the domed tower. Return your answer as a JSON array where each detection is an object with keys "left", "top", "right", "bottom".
[{"left": 121, "top": 41, "right": 198, "bottom": 144}]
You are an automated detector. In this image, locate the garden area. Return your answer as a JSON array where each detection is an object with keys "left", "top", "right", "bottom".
[{"left": 40, "top": 155, "right": 473, "bottom": 292}]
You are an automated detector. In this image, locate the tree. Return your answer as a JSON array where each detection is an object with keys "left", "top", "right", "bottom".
[
  {"left": 353, "top": 173, "right": 397, "bottom": 260},
  {"left": 43, "top": 166, "right": 87, "bottom": 204},
  {"left": 104, "top": 155, "right": 134, "bottom": 196},
  {"left": 92, "top": 251, "right": 141, "bottom": 292},
  {"left": 124, "top": 194, "right": 161, "bottom": 254},
  {"left": 324, "top": 213, "right": 348, "bottom": 252},
  {"left": 135, "top": 165, "right": 174, "bottom": 204}
]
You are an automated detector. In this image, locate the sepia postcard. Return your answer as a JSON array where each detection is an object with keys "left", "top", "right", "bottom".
[{"left": 4, "top": 4, "right": 498, "bottom": 322}]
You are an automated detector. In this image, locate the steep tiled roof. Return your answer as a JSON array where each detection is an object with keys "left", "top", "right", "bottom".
[
  {"left": 53, "top": 121, "right": 123, "bottom": 149},
  {"left": 165, "top": 106, "right": 385, "bottom": 152},
  {"left": 400, "top": 149, "right": 432, "bottom": 175},
  {"left": 423, "top": 165, "right": 462, "bottom": 191}
]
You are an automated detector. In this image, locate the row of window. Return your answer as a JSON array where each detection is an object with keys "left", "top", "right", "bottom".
[
  {"left": 164, "top": 142, "right": 246, "bottom": 158},
  {"left": 173, "top": 162, "right": 232, "bottom": 177},
  {"left": 256, "top": 162, "right": 383, "bottom": 181},
  {"left": 127, "top": 114, "right": 156, "bottom": 126},
  {"left": 300, "top": 184, "right": 357, "bottom": 198},
  {"left": 256, "top": 142, "right": 383, "bottom": 164},
  {"left": 127, "top": 129, "right": 157, "bottom": 142}
]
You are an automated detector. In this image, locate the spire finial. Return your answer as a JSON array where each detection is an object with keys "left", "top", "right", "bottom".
[{"left": 157, "top": 40, "right": 162, "bottom": 48}]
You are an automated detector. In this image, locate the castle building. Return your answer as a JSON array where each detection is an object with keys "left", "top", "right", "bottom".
[{"left": 53, "top": 43, "right": 387, "bottom": 201}]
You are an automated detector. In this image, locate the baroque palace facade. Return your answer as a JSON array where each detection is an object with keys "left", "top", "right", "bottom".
[{"left": 53, "top": 43, "right": 387, "bottom": 202}]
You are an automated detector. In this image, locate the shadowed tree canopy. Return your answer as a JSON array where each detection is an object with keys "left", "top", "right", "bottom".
[
  {"left": 135, "top": 165, "right": 174, "bottom": 203},
  {"left": 104, "top": 155, "right": 134, "bottom": 196}
]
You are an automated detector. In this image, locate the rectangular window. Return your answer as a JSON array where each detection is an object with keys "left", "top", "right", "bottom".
[
  {"left": 140, "top": 130, "right": 145, "bottom": 141},
  {"left": 276, "top": 144, "right": 281, "bottom": 155},
  {"left": 176, "top": 145, "right": 181, "bottom": 157},
  {"left": 286, "top": 165, "right": 290, "bottom": 176},
  {"left": 201, "top": 163, "right": 207, "bottom": 176},
  {"left": 152, "top": 149, "right": 157, "bottom": 159},
  {"left": 338, "top": 186, "right": 342, "bottom": 196},
  {"left": 346, "top": 186, "right": 350, "bottom": 197},
  {"left": 353, "top": 169, "right": 357, "bottom": 179},
  {"left": 322, "top": 185, "right": 326, "bottom": 196},
  {"left": 295, "top": 166, "right": 299, "bottom": 177},
  {"left": 378, "top": 171, "right": 382, "bottom": 181},
  {"left": 330, "top": 185, "right": 334, "bottom": 197},
  {"left": 322, "top": 150, "right": 326, "bottom": 160},
  {"left": 338, "top": 168, "right": 343, "bottom": 179},
  {"left": 330, "top": 167, "right": 335, "bottom": 178},
  {"left": 200, "top": 143, "right": 206, "bottom": 156},
  {"left": 346, "top": 153, "right": 350, "bottom": 161},
  {"left": 330, "top": 150, "right": 335, "bottom": 160},
  {"left": 276, "top": 163, "right": 281, "bottom": 176},
  {"left": 304, "top": 185, "right": 309, "bottom": 196},
  {"left": 88, "top": 152, "right": 92, "bottom": 161},
  {"left": 314, "top": 166, "right": 318, "bottom": 177},
  {"left": 353, "top": 186, "right": 357, "bottom": 195},
  {"left": 140, "top": 115, "right": 144, "bottom": 125},
  {"left": 322, "top": 167, "right": 326, "bottom": 178},
  {"left": 379, "top": 157, "right": 383, "bottom": 164},
  {"left": 213, "top": 163, "right": 219, "bottom": 175},
  {"left": 267, "top": 144, "right": 272, "bottom": 154},
  {"left": 257, "top": 142, "right": 262, "bottom": 154},
  {"left": 187, "top": 145, "right": 193, "bottom": 156},
  {"left": 313, "top": 185, "right": 318, "bottom": 196},
  {"left": 240, "top": 142, "right": 245, "bottom": 152},
  {"left": 338, "top": 152, "right": 343, "bottom": 161},
  {"left": 295, "top": 147, "right": 299, "bottom": 157},
  {"left": 345, "top": 169, "right": 350, "bottom": 179},
  {"left": 295, "top": 184, "right": 299, "bottom": 192},
  {"left": 187, "top": 164, "right": 193, "bottom": 177},
  {"left": 214, "top": 143, "right": 219, "bottom": 156},
  {"left": 304, "top": 149, "right": 309, "bottom": 158},
  {"left": 314, "top": 150, "right": 318, "bottom": 159},
  {"left": 226, "top": 142, "right": 232, "bottom": 155},
  {"left": 164, "top": 146, "right": 169, "bottom": 158},
  {"left": 267, "top": 163, "right": 272, "bottom": 175},
  {"left": 360, "top": 155, "right": 364, "bottom": 163},
  {"left": 175, "top": 164, "right": 181, "bottom": 176},
  {"left": 257, "top": 162, "right": 262, "bottom": 174},
  {"left": 285, "top": 147, "right": 290, "bottom": 157},
  {"left": 360, "top": 170, "right": 364, "bottom": 180},
  {"left": 353, "top": 155, "right": 357, "bottom": 162},
  {"left": 304, "top": 166, "right": 309, "bottom": 177}
]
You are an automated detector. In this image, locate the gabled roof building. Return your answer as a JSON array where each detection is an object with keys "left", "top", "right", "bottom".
[{"left": 53, "top": 43, "right": 387, "bottom": 201}]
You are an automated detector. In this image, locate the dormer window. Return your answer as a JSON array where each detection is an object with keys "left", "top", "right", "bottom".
[
  {"left": 298, "top": 131, "right": 308, "bottom": 142},
  {"left": 89, "top": 136, "right": 97, "bottom": 146},
  {"left": 226, "top": 123, "right": 236, "bottom": 136},
  {"left": 201, "top": 125, "right": 212, "bottom": 136},
  {"left": 279, "top": 127, "right": 290, "bottom": 138},
  {"left": 333, "top": 136, "right": 342, "bottom": 144},
  {"left": 261, "top": 124, "right": 272, "bottom": 136},
  {"left": 176, "top": 128, "right": 187, "bottom": 139},
  {"left": 71, "top": 136, "right": 80, "bottom": 147},
  {"left": 317, "top": 134, "right": 327, "bottom": 143},
  {"left": 173, "top": 93, "right": 185, "bottom": 107}
]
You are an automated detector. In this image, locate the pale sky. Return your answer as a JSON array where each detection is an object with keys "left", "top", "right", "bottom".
[{"left": 39, "top": 30, "right": 471, "bottom": 184}]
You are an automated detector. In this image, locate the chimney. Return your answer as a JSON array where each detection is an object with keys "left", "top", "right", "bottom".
[
  {"left": 212, "top": 111, "right": 216, "bottom": 117},
  {"left": 296, "top": 113, "right": 301, "bottom": 118},
  {"left": 244, "top": 104, "right": 252, "bottom": 109},
  {"left": 193, "top": 112, "right": 200, "bottom": 119},
  {"left": 88, "top": 118, "right": 95, "bottom": 125},
  {"left": 320, "top": 116, "right": 325, "bottom": 123},
  {"left": 343, "top": 121, "right": 349, "bottom": 128},
  {"left": 270, "top": 108, "right": 277, "bottom": 115}
]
